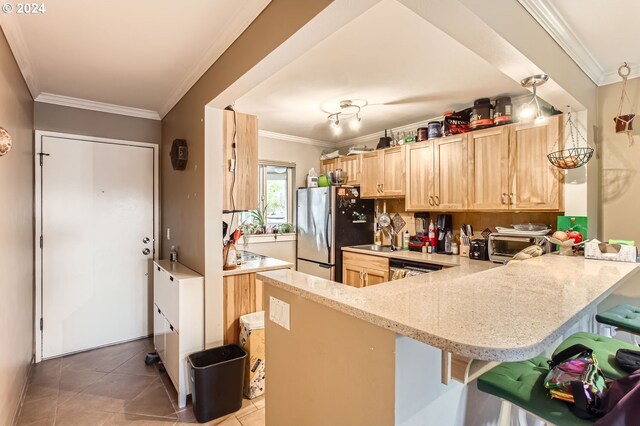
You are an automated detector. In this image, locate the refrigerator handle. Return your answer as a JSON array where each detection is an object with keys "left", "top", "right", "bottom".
[{"left": 326, "top": 212, "right": 332, "bottom": 251}]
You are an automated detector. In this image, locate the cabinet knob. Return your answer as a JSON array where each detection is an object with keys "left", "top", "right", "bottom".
[
  {"left": 501, "top": 193, "right": 507, "bottom": 205},
  {"left": 142, "top": 248, "right": 151, "bottom": 255},
  {"left": 170, "top": 276, "right": 174, "bottom": 282},
  {"left": 434, "top": 195, "right": 440, "bottom": 206}
]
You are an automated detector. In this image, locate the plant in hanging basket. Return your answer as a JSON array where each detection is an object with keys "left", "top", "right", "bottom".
[
  {"left": 547, "top": 147, "right": 594, "bottom": 169},
  {"left": 614, "top": 114, "right": 635, "bottom": 133}
]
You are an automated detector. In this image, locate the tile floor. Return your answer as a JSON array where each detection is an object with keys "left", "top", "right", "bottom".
[{"left": 15, "top": 338, "right": 265, "bottom": 426}]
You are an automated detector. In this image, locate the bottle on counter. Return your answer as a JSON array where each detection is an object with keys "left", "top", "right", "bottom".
[
  {"left": 403, "top": 230, "right": 410, "bottom": 250},
  {"left": 444, "top": 230, "right": 453, "bottom": 254},
  {"left": 169, "top": 245, "right": 178, "bottom": 262},
  {"left": 374, "top": 225, "right": 382, "bottom": 246},
  {"left": 427, "top": 243, "right": 432, "bottom": 254},
  {"left": 452, "top": 242, "right": 459, "bottom": 255},
  {"left": 428, "top": 219, "right": 437, "bottom": 252}
]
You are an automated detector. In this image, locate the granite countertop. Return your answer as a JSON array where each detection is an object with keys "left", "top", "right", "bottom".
[
  {"left": 343, "top": 245, "right": 478, "bottom": 268},
  {"left": 258, "top": 254, "right": 639, "bottom": 361},
  {"left": 223, "top": 250, "right": 293, "bottom": 277}
]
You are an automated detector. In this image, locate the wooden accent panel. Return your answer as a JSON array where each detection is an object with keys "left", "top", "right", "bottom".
[
  {"left": 337, "top": 155, "right": 361, "bottom": 185},
  {"left": 223, "top": 273, "right": 264, "bottom": 345},
  {"left": 343, "top": 251, "right": 389, "bottom": 271},
  {"left": 360, "top": 151, "right": 382, "bottom": 198},
  {"left": 509, "top": 115, "right": 564, "bottom": 211},
  {"left": 320, "top": 158, "right": 338, "bottom": 174},
  {"left": 467, "top": 126, "right": 510, "bottom": 210},
  {"left": 434, "top": 135, "right": 467, "bottom": 210},
  {"left": 405, "top": 141, "right": 434, "bottom": 211},
  {"left": 381, "top": 146, "right": 405, "bottom": 197},
  {"left": 223, "top": 110, "right": 258, "bottom": 211},
  {"left": 441, "top": 351, "right": 499, "bottom": 385}
]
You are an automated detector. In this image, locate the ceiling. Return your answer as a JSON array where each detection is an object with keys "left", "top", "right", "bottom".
[
  {"left": 0, "top": 0, "right": 270, "bottom": 119},
  {"left": 519, "top": 0, "right": 640, "bottom": 85},
  {"left": 235, "top": 0, "right": 529, "bottom": 143}
]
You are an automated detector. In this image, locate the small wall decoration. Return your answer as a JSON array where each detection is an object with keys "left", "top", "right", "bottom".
[
  {"left": 170, "top": 138, "right": 188, "bottom": 170},
  {"left": 0, "top": 126, "right": 12, "bottom": 157},
  {"left": 614, "top": 62, "right": 636, "bottom": 146}
]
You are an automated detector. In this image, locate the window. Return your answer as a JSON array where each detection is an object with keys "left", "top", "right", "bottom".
[{"left": 241, "top": 161, "right": 295, "bottom": 227}]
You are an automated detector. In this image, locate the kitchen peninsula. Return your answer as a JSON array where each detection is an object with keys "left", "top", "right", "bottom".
[
  {"left": 258, "top": 255, "right": 638, "bottom": 426},
  {"left": 222, "top": 251, "right": 292, "bottom": 345}
]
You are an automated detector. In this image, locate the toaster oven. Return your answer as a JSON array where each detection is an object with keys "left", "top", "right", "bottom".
[{"left": 488, "top": 233, "right": 552, "bottom": 263}]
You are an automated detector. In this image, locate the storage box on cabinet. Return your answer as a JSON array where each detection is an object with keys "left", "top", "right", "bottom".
[{"left": 153, "top": 260, "right": 204, "bottom": 408}]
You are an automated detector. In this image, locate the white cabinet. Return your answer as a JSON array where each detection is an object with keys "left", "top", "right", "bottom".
[{"left": 153, "top": 260, "right": 203, "bottom": 408}]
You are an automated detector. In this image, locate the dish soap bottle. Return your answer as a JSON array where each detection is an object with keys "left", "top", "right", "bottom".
[
  {"left": 403, "top": 230, "right": 410, "bottom": 250},
  {"left": 374, "top": 224, "right": 382, "bottom": 246},
  {"left": 428, "top": 219, "right": 437, "bottom": 252}
]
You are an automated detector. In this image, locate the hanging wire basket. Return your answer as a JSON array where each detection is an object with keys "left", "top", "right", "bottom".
[{"left": 547, "top": 107, "right": 594, "bottom": 169}]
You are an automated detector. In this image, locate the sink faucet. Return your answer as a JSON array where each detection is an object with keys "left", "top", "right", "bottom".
[{"left": 383, "top": 225, "right": 397, "bottom": 251}]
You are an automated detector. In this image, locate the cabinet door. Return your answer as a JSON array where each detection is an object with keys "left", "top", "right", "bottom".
[
  {"left": 223, "top": 110, "right": 258, "bottom": 211},
  {"left": 405, "top": 141, "right": 434, "bottom": 211},
  {"left": 360, "top": 152, "right": 382, "bottom": 198},
  {"left": 381, "top": 146, "right": 405, "bottom": 196},
  {"left": 338, "top": 155, "right": 361, "bottom": 185},
  {"left": 434, "top": 135, "right": 467, "bottom": 210},
  {"left": 509, "top": 115, "right": 564, "bottom": 210},
  {"left": 343, "top": 263, "right": 364, "bottom": 287},
  {"left": 164, "top": 318, "right": 180, "bottom": 386},
  {"left": 364, "top": 268, "right": 388, "bottom": 287},
  {"left": 153, "top": 304, "right": 165, "bottom": 361},
  {"left": 467, "top": 127, "right": 510, "bottom": 210},
  {"left": 321, "top": 158, "right": 337, "bottom": 174}
]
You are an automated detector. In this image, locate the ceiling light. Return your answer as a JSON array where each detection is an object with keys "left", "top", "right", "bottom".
[
  {"left": 325, "top": 99, "right": 367, "bottom": 132},
  {"left": 519, "top": 74, "right": 548, "bottom": 121}
]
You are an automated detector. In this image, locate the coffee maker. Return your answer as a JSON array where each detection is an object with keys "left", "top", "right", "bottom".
[{"left": 436, "top": 214, "right": 452, "bottom": 253}]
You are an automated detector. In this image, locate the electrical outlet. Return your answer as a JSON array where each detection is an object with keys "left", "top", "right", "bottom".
[{"left": 269, "top": 296, "right": 290, "bottom": 330}]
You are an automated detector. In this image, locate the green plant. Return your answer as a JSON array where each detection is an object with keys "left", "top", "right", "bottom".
[{"left": 277, "top": 223, "right": 294, "bottom": 234}]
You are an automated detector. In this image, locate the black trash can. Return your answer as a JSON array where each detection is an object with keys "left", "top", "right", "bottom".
[{"left": 188, "top": 344, "right": 247, "bottom": 423}]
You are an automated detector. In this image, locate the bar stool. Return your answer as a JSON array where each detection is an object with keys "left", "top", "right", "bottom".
[
  {"left": 477, "top": 332, "right": 638, "bottom": 426},
  {"left": 596, "top": 304, "right": 640, "bottom": 345}
]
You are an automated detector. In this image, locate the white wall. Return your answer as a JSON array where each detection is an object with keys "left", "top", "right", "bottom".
[
  {"left": 0, "top": 29, "right": 34, "bottom": 424},
  {"left": 258, "top": 134, "right": 324, "bottom": 188}
]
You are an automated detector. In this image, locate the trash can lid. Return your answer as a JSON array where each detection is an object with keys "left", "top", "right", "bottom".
[{"left": 240, "top": 311, "right": 265, "bottom": 329}]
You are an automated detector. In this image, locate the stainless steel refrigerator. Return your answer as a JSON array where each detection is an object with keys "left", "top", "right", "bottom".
[{"left": 296, "top": 186, "right": 375, "bottom": 283}]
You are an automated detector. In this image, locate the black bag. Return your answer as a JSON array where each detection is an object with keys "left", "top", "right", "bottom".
[{"left": 615, "top": 349, "right": 640, "bottom": 373}]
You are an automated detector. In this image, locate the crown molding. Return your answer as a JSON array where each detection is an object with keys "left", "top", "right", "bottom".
[
  {"left": 258, "top": 130, "right": 335, "bottom": 149},
  {"left": 599, "top": 65, "right": 640, "bottom": 86},
  {"left": 517, "top": 0, "right": 604, "bottom": 85},
  {"left": 158, "top": 0, "right": 271, "bottom": 117},
  {"left": 35, "top": 93, "right": 161, "bottom": 120},
  {"left": 0, "top": 14, "right": 40, "bottom": 96}
]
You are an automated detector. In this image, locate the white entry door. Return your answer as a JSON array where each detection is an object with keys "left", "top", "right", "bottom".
[{"left": 39, "top": 135, "right": 155, "bottom": 359}]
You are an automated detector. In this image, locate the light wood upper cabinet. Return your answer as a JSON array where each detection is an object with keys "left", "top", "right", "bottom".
[
  {"left": 361, "top": 146, "right": 405, "bottom": 198},
  {"left": 509, "top": 115, "right": 564, "bottom": 211},
  {"left": 320, "top": 158, "right": 338, "bottom": 174},
  {"left": 223, "top": 110, "right": 258, "bottom": 211},
  {"left": 406, "top": 135, "right": 466, "bottom": 211},
  {"left": 466, "top": 126, "right": 510, "bottom": 210},
  {"left": 434, "top": 135, "right": 467, "bottom": 210},
  {"left": 361, "top": 151, "right": 383, "bottom": 198},
  {"left": 405, "top": 141, "right": 435, "bottom": 210},
  {"left": 338, "top": 155, "right": 361, "bottom": 185}
]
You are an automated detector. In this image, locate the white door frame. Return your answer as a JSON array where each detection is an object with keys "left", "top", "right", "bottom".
[{"left": 34, "top": 130, "right": 160, "bottom": 362}]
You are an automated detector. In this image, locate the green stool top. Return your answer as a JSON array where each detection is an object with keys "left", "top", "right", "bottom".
[
  {"left": 596, "top": 304, "right": 640, "bottom": 335},
  {"left": 553, "top": 331, "right": 638, "bottom": 380},
  {"left": 477, "top": 356, "right": 591, "bottom": 426}
]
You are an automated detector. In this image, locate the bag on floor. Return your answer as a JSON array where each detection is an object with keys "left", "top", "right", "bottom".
[{"left": 543, "top": 344, "right": 608, "bottom": 418}]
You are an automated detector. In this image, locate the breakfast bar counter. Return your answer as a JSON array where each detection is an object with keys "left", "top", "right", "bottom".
[{"left": 259, "top": 254, "right": 638, "bottom": 361}]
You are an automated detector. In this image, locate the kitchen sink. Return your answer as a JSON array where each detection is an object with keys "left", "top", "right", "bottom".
[{"left": 351, "top": 244, "right": 397, "bottom": 253}]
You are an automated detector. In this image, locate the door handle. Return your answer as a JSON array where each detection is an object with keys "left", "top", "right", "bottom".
[
  {"left": 326, "top": 212, "right": 332, "bottom": 251},
  {"left": 142, "top": 248, "right": 151, "bottom": 255},
  {"left": 363, "top": 272, "right": 368, "bottom": 286},
  {"left": 501, "top": 193, "right": 507, "bottom": 205},
  {"left": 143, "top": 237, "right": 150, "bottom": 244},
  {"left": 359, "top": 271, "right": 364, "bottom": 284},
  {"left": 509, "top": 193, "right": 515, "bottom": 205},
  {"left": 428, "top": 196, "right": 434, "bottom": 206},
  {"left": 434, "top": 195, "right": 440, "bottom": 206}
]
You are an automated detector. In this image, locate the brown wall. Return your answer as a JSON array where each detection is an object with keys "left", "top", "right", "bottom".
[
  {"left": 34, "top": 102, "right": 161, "bottom": 144},
  {"left": 0, "top": 28, "right": 34, "bottom": 425},
  {"left": 161, "top": 0, "right": 332, "bottom": 273}
]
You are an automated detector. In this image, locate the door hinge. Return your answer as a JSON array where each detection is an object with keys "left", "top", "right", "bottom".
[
  {"left": 40, "top": 236, "right": 43, "bottom": 249},
  {"left": 37, "top": 152, "right": 50, "bottom": 166},
  {"left": 39, "top": 318, "right": 43, "bottom": 331}
]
